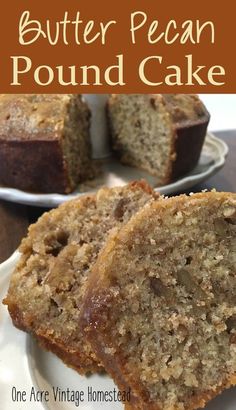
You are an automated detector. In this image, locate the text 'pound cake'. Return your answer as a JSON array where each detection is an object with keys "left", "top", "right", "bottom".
[
  {"left": 108, "top": 94, "right": 210, "bottom": 185},
  {"left": 4, "top": 181, "right": 158, "bottom": 374},
  {"left": 0, "top": 94, "right": 92, "bottom": 193},
  {"left": 82, "top": 191, "right": 236, "bottom": 410}
]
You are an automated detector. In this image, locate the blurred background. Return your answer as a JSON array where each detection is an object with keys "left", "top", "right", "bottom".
[{"left": 200, "top": 94, "right": 236, "bottom": 131}]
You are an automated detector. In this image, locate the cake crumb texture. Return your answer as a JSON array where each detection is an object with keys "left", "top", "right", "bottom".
[
  {"left": 4, "top": 181, "right": 157, "bottom": 374},
  {"left": 108, "top": 94, "right": 210, "bottom": 185},
  {"left": 82, "top": 191, "right": 236, "bottom": 409}
]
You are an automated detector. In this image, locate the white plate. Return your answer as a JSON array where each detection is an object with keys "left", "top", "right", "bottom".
[
  {"left": 1, "top": 252, "right": 236, "bottom": 410},
  {"left": 0, "top": 133, "right": 228, "bottom": 208}
]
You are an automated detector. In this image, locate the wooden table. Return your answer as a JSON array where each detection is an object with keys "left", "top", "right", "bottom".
[{"left": 0, "top": 130, "right": 235, "bottom": 264}]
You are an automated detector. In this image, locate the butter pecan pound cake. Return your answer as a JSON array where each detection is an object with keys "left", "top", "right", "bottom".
[
  {"left": 0, "top": 94, "right": 92, "bottom": 193},
  {"left": 108, "top": 94, "right": 210, "bottom": 185},
  {"left": 4, "top": 181, "right": 158, "bottom": 374},
  {"left": 82, "top": 192, "right": 236, "bottom": 409}
]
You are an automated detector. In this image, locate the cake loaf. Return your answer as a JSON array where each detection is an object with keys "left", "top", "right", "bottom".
[
  {"left": 108, "top": 94, "right": 210, "bottom": 185},
  {"left": 3, "top": 181, "right": 158, "bottom": 374},
  {"left": 0, "top": 94, "right": 92, "bottom": 193},
  {"left": 82, "top": 192, "right": 236, "bottom": 409}
]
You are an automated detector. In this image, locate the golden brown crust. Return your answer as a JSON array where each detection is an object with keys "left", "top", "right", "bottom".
[
  {"left": 0, "top": 94, "right": 74, "bottom": 141},
  {"left": 125, "top": 375, "right": 236, "bottom": 409},
  {"left": 36, "top": 332, "right": 102, "bottom": 374}
]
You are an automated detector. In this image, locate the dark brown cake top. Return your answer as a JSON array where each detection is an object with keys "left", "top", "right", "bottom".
[{"left": 0, "top": 94, "right": 77, "bottom": 141}]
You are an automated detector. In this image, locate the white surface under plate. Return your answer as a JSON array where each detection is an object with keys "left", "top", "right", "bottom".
[
  {"left": 0, "top": 133, "right": 228, "bottom": 207},
  {"left": 1, "top": 252, "right": 236, "bottom": 410}
]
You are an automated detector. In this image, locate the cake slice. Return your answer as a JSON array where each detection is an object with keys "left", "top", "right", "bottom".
[
  {"left": 4, "top": 181, "right": 158, "bottom": 374},
  {"left": 0, "top": 94, "right": 92, "bottom": 193},
  {"left": 108, "top": 94, "right": 210, "bottom": 185},
  {"left": 81, "top": 192, "right": 236, "bottom": 409}
]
